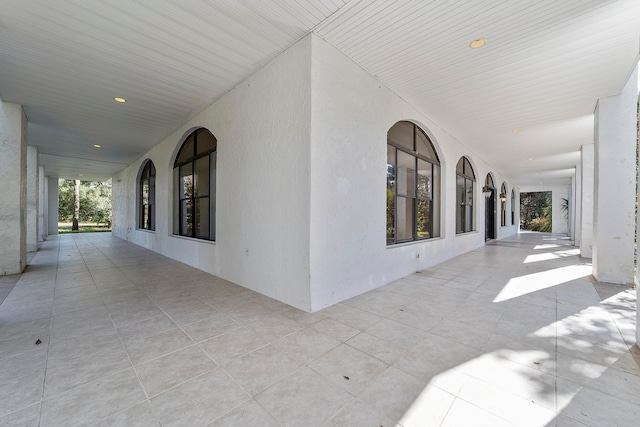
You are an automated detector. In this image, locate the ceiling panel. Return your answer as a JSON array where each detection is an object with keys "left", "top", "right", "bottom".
[
  {"left": 0, "top": 0, "right": 350, "bottom": 180},
  {"left": 317, "top": 0, "right": 640, "bottom": 184},
  {"left": 0, "top": 0, "right": 638, "bottom": 185}
]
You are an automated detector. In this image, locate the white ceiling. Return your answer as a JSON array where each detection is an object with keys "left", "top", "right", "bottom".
[{"left": 0, "top": 0, "right": 638, "bottom": 185}]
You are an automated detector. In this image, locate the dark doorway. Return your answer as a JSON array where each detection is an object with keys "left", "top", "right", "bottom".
[
  {"left": 485, "top": 187, "right": 496, "bottom": 240},
  {"left": 484, "top": 174, "right": 496, "bottom": 241}
]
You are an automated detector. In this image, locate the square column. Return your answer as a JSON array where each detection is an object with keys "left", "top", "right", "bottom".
[
  {"left": 580, "top": 144, "right": 594, "bottom": 258},
  {"left": 38, "top": 166, "right": 47, "bottom": 241},
  {"left": 0, "top": 101, "right": 27, "bottom": 275},
  {"left": 48, "top": 177, "right": 59, "bottom": 235},
  {"left": 592, "top": 65, "right": 637, "bottom": 284},
  {"left": 26, "top": 145, "right": 39, "bottom": 252}
]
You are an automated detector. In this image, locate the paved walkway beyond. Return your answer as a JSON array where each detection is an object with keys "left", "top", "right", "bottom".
[{"left": 0, "top": 232, "right": 638, "bottom": 426}]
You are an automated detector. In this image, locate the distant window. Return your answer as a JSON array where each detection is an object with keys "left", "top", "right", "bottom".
[
  {"left": 139, "top": 160, "right": 156, "bottom": 231},
  {"left": 511, "top": 189, "right": 516, "bottom": 225},
  {"left": 173, "top": 128, "right": 217, "bottom": 240},
  {"left": 456, "top": 157, "right": 475, "bottom": 233},
  {"left": 501, "top": 183, "right": 508, "bottom": 227},
  {"left": 386, "top": 121, "right": 441, "bottom": 244}
]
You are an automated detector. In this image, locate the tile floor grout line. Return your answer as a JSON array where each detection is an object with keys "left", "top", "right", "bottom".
[{"left": 37, "top": 236, "right": 61, "bottom": 426}]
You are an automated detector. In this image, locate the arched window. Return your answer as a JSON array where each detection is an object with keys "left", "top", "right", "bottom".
[
  {"left": 386, "top": 121, "right": 441, "bottom": 245},
  {"left": 139, "top": 160, "right": 155, "bottom": 231},
  {"left": 456, "top": 157, "right": 475, "bottom": 234},
  {"left": 511, "top": 189, "right": 516, "bottom": 226},
  {"left": 173, "top": 128, "right": 217, "bottom": 240},
  {"left": 500, "top": 182, "right": 508, "bottom": 227}
]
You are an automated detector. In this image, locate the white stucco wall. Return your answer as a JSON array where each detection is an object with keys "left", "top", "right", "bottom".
[
  {"left": 112, "top": 34, "right": 520, "bottom": 311},
  {"left": 307, "top": 36, "right": 517, "bottom": 310},
  {"left": 113, "top": 36, "right": 313, "bottom": 310}
]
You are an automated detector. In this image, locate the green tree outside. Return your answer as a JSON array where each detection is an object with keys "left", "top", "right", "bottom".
[
  {"left": 59, "top": 179, "right": 112, "bottom": 229},
  {"left": 520, "top": 191, "right": 552, "bottom": 232}
]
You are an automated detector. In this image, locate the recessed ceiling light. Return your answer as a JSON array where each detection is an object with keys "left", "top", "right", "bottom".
[
  {"left": 527, "top": 157, "right": 534, "bottom": 161},
  {"left": 93, "top": 144, "right": 101, "bottom": 148},
  {"left": 79, "top": 173, "right": 84, "bottom": 177},
  {"left": 114, "top": 97, "right": 126, "bottom": 103},
  {"left": 469, "top": 38, "right": 487, "bottom": 49},
  {"left": 512, "top": 129, "right": 522, "bottom": 133}
]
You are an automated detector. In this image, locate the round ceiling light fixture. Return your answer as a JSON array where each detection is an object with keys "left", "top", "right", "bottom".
[
  {"left": 512, "top": 129, "right": 522, "bottom": 133},
  {"left": 93, "top": 144, "right": 101, "bottom": 148},
  {"left": 469, "top": 38, "right": 487, "bottom": 49},
  {"left": 114, "top": 97, "right": 126, "bottom": 103}
]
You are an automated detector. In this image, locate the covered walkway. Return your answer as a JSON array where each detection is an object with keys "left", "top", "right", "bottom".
[{"left": 0, "top": 232, "right": 637, "bottom": 426}]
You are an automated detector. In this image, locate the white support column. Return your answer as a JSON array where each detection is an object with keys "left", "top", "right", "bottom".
[
  {"left": 38, "top": 166, "right": 46, "bottom": 242},
  {"left": 592, "top": 65, "right": 637, "bottom": 284},
  {"left": 573, "top": 162, "right": 582, "bottom": 249},
  {"left": 580, "top": 145, "right": 594, "bottom": 258},
  {"left": 0, "top": 101, "right": 27, "bottom": 275},
  {"left": 26, "top": 145, "right": 39, "bottom": 252},
  {"left": 48, "top": 178, "right": 59, "bottom": 235}
]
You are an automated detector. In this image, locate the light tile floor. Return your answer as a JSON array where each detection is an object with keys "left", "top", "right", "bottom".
[{"left": 0, "top": 232, "right": 638, "bottom": 426}]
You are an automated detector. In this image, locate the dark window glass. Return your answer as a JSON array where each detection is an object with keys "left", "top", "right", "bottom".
[
  {"left": 501, "top": 183, "right": 507, "bottom": 227},
  {"left": 456, "top": 156, "right": 475, "bottom": 234},
  {"left": 174, "top": 128, "right": 217, "bottom": 240},
  {"left": 386, "top": 121, "right": 440, "bottom": 244},
  {"left": 511, "top": 189, "right": 516, "bottom": 225},
  {"left": 387, "top": 121, "right": 414, "bottom": 151},
  {"left": 196, "top": 129, "right": 217, "bottom": 155},
  {"left": 176, "top": 134, "right": 195, "bottom": 165},
  {"left": 138, "top": 160, "right": 156, "bottom": 231}
]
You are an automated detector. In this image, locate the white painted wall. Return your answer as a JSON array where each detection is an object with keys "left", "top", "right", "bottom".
[
  {"left": 0, "top": 101, "right": 27, "bottom": 274},
  {"left": 307, "top": 36, "right": 517, "bottom": 310},
  {"left": 113, "top": 36, "right": 313, "bottom": 310},
  {"left": 112, "top": 34, "right": 520, "bottom": 311}
]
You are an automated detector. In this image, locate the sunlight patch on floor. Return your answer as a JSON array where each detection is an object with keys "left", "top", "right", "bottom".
[{"left": 493, "top": 265, "right": 591, "bottom": 303}]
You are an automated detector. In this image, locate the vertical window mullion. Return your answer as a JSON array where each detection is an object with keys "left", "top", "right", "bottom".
[{"left": 393, "top": 148, "right": 397, "bottom": 245}]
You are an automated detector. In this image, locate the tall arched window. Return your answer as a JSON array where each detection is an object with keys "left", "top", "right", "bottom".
[
  {"left": 139, "top": 160, "right": 155, "bottom": 231},
  {"left": 500, "top": 182, "right": 508, "bottom": 227},
  {"left": 173, "top": 128, "right": 217, "bottom": 240},
  {"left": 386, "top": 121, "right": 441, "bottom": 245},
  {"left": 456, "top": 157, "right": 475, "bottom": 234},
  {"left": 511, "top": 189, "right": 516, "bottom": 226}
]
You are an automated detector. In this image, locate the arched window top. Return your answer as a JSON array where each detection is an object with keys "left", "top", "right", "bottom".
[
  {"left": 387, "top": 121, "right": 439, "bottom": 164},
  {"left": 175, "top": 128, "right": 217, "bottom": 167},
  {"left": 511, "top": 189, "right": 515, "bottom": 198},
  {"left": 456, "top": 156, "right": 475, "bottom": 180},
  {"left": 140, "top": 159, "right": 156, "bottom": 179},
  {"left": 139, "top": 159, "right": 156, "bottom": 231},
  {"left": 501, "top": 182, "right": 507, "bottom": 195},
  {"left": 485, "top": 173, "right": 495, "bottom": 187}
]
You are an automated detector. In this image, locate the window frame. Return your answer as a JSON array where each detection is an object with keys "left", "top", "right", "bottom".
[
  {"left": 511, "top": 189, "right": 516, "bottom": 226},
  {"left": 456, "top": 156, "right": 476, "bottom": 234},
  {"left": 386, "top": 121, "right": 441, "bottom": 245},
  {"left": 138, "top": 160, "right": 156, "bottom": 231},
  {"left": 173, "top": 128, "right": 217, "bottom": 241},
  {"left": 500, "top": 182, "right": 507, "bottom": 227}
]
